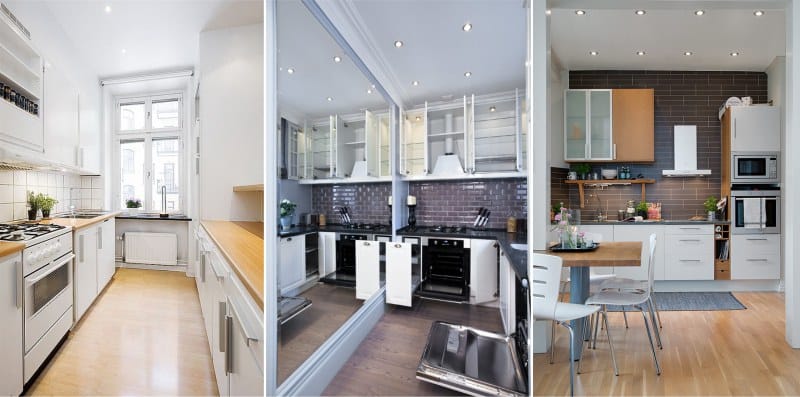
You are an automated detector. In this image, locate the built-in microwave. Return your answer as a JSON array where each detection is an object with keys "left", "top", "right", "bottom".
[{"left": 731, "top": 152, "right": 779, "bottom": 184}]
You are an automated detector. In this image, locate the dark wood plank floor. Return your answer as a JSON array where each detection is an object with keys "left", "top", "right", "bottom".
[
  {"left": 278, "top": 283, "right": 363, "bottom": 384},
  {"left": 324, "top": 299, "right": 504, "bottom": 396}
]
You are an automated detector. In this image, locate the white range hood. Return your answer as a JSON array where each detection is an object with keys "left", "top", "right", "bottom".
[{"left": 662, "top": 125, "right": 711, "bottom": 177}]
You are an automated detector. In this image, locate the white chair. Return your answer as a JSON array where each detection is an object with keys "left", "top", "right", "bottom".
[
  {"left": 582, "top": 234, "right": 661, "bottom": 376},
  {"left": 532, "top": 253, "right": 600, "bottom": 396}
]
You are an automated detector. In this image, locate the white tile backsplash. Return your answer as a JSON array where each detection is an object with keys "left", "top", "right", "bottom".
[{"left": 0, "top": 171, "right": 104, "bottom": 222}]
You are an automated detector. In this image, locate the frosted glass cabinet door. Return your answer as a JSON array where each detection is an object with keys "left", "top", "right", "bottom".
[
  {"left": 564, "top": 90, "right": 588, "bottom": 160},
  {"left": 589, "top": 90, "right": 612, "bottom": 159},
  {"left": 379, "top": 114, "right": 391, "bottom": 176},
  {"left": 365, "top": 110, "right": 379, "bottom": 177}
]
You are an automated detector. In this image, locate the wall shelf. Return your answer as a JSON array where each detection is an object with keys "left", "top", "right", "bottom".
[
  {"left": 565, "top": 179, "right": 655, "bottom": 208},
  {"left": 232, "top": 184, "right": 264, "bottom": 192}
]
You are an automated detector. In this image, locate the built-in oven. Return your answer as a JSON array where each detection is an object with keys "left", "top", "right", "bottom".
[
  {"left": 731, "top": 188, "right": 780, "bottom": 234},
  {"left": 731, "top": 152, "right": 779, "bottom": 184},
  {"left": 320, "top": 233, "right": 370, "bottom": 287},
  {"left": 418, "top": 238, "right": 470, "bottom": 302}
]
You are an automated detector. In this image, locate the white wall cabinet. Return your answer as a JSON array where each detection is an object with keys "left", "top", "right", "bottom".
[
  {"left": 577, "top": 225, "right": 615, "bottom": 276},
  {"left": 74, "top": 225, "right": 98, "bottom": 322},
  {"left": 614, "top": 225, "right": 665, "bottom": 281},
  {"left": 318, "top": 232, "right": 337, "bottom": 277},
  {"left": 0, "top": 252, "right": 23, "bottom": 396},
  {"left": 470, "top": 239, "right": 498, "bottom": 304},
  {"left": 385, "top": 241, "right": 413, "bottom": 307},
  {"left": 355, "top": 240, "right": 380, "bottom": 300},
  {"left": 663, "top": 225, "right": 714, "bottom": 281},
  {"left": 278, "top": 235, "right": 305, "bottom": 294},
  {"left": 729, "top": 106, "right": 780, "bottom": 152},
  {"left": 564, "top": 89, "right": 613, "bottom": 161},
  {"left": 731, "top": 234, "right": 781, "bottom": 280},
  {"left": 42, "top": 60, "right": 80, "bottom": 168}
]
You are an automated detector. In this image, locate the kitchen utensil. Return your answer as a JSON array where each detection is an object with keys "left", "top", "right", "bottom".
[
  {"left": 601, "top": 168, "right": 617, "bottom": 179},
  {"left": 473, "top": 207, "right": 485, "bottom": 227},
  {"left": 480, "top": 210, "right": 491, "bottom": 227}
]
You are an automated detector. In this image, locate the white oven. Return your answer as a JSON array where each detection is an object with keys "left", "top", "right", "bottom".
[{"left": 24, "top": 252, "right": 74, "bottom": 352}]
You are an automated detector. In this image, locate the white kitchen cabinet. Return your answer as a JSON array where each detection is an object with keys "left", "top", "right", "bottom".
[
  {"left": 355, "top": 240, "right": 380, "bottom": 300},
  {"left": 227, "top": 296, "right": 265, "bottom": 397},
  {"left": 278, "top": 235, "right": 305, "bottom": 294},
  {"left": 664, "top": 225, "right": 714, "bottom": 281},
  {"left": 284, "top": 119, "right": 304, "bottom": 180},
  {"left": 467, "top": 90, "right": 524, "bottom": 173},
  {"left": 731, "top": 235, "right": 781, "bottom": 280},
  {"left": 318, "top": 232, "right": 337, "bottom": 277},
  {"left": 729, "top": 106, "right": 780, "bottom": 152},
  {"left": 42, "top": 60, "right": 80, "bottom": 168},
  {"left": 96, "top": 219, "right": 115, "bottom": 291},
  {"left": 613, "top": 225, "right": 665, "bottom": 280},
  {"left": 470, "top": 239, "right": 498, "bottom": 304},
  {"left": 74, "top": 225, "right": 98, "bottom": 322},
  {"left": 206, "top": 251, "right": 230, "bottom": 395},
  {"left": 385, "top": 241, "right": 413, "bottom": 307},
  {"left": 0, "top": 252, "right": 23, "bottom": 396},
  {"left": 402, "top": 107, "right": 428, "bottom": 176},
  {"left": 564, "top": 89, "right": 613, "bottom": 161},
  {"left": 306, "top": 115, "right": 340, "bottom": 180},
  {"left": 579, "top": 225, "right": 615, "bottom": 276},
  {"left": 498, "top": 248, "right": 515, "bottom": 336}
]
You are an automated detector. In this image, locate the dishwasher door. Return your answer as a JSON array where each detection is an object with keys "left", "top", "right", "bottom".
[{"left": 416, "top": 321, "right": 527, "bottom": 396}]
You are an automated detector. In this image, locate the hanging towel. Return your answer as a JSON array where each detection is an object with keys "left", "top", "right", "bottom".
[{"left": 743, "top": 198, "right": 761, "bottom": 229}]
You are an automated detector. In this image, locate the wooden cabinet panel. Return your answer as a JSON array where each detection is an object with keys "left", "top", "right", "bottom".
[{"left": 611, "top": 89, "right": 654, "bottom": 162}]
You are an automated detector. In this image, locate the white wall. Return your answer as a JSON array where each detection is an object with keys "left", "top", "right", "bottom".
[
  {"left": 198, "top": 23, "right": 264, "bottom": 221},
  {"left": 784, "top": 2, "right": 800, "bottom": 348}
]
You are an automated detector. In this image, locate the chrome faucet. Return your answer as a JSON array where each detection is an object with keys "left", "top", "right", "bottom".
[{"left": 161, "top": 185, "right": 167, "bottom": 214}]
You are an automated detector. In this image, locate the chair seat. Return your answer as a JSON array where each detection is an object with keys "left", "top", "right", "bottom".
[
  {"left": 585, "top": 290, "right": 649, "bottom": 307},
  {"left": 552, "top": 302, "right": 600, "bottom": 322},
  {"left": 600, "top": 276, "right": 646, "bottom": 292}
]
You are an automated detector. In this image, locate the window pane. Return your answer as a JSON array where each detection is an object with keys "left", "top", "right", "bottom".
[
  {"left": 120, "top": 140, "right": 145, "bottom": 208},
  {"left": 152, "top": 138, "right": 180, "bottom": 212},
  {"left": 152, "top": 99, "right": 180, "bottom": 129},
  {"left": 120, "top": 102, "right": 145, "bottom": 131}
]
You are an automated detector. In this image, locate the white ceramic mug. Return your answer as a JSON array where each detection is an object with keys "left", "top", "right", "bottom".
[
  {"left": 568, "top": 171, "right": 577, "bottom": 180},
  {"left": 742, "top": 96, "right": 752, "bottom": 106}
]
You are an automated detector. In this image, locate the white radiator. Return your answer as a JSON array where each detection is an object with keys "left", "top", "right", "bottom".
[{"left": 124, "top": 232, "right": 178, "bottom": 266}]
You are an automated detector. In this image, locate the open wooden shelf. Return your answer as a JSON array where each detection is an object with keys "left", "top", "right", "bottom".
[
  {"left": 565, "top": 179, "right": 655, "bottom": 208},
  {"left": 232, "top": 184, "right": 264, "bottom": 192}
]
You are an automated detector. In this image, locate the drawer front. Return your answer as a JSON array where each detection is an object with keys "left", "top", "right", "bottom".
[
  {"left": 665, "top": 224, "right": 713, "bottom": 236},
  {"left": 733, "top": 235, "right": 779, "bottom": 255},
  {"left": 732, "top": 253, "right": 780, "bottom": 280},
  {"left": 664, "top": 235, "right": 714, "bottom": 280}
]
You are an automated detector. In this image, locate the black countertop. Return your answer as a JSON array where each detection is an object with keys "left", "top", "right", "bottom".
[
  {"left": 278, "top": 224, "right": 394, "bottom": 238},
  {"left": 116, "top": 214, "right": 192, "bottom": 221},
  {"left": 575, "top": 220, "right": 728, "bottom": 226}
]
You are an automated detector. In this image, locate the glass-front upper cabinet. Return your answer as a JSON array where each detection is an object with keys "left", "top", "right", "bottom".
[
  {"left": 307, "top": 115, "right": 339, "bottom": 180},
  {"left": 564, "top": 89, "right": 613, "bottom": 161},
  {"left": 470, "top": 90, "right": 523, "bottom": 173},
  {"left": 378, "top": 112, "right": 391, "bottom": 177},
  {"left": 402, "top": 106, "right": 427, "bottom": 176}
]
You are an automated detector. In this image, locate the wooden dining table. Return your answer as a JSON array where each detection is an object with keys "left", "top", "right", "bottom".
[{"left": 536, "top": 241, "right": 643, "bottom": 360}]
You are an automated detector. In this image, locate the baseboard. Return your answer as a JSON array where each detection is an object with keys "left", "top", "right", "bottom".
[
  {"left": 277, "top": 288, "right": 385, "bottom": 396},
  {"left": 115, "top": 261, "right": 187, "bottom": 273}
]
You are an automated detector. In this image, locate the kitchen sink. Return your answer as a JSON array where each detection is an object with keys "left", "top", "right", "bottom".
[
  {"left": 55, "top": 214, "right": 100, "bottom": 219},
  {"left": 510, "top": 243, "right": 528, "bottom": 251}
]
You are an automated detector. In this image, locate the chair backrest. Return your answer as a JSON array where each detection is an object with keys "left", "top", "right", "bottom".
[
  {"left": 529, "top": 253, "right": 563, "bottom": 321},
  {"left": 644, "top": 233, "right": 657, "bottom": 294}
]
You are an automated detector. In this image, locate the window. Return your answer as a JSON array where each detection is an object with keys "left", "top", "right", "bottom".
[{"left": 116, "top": 93, "right": 184, "bottom": 213}]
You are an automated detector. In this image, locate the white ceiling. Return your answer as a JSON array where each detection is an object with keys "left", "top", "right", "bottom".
[
  {"left": 549, "top": 2, "right": 785, "bottom": 71},
  {"left": 42, "top": 0, "right": 263, "bottom": 79}
]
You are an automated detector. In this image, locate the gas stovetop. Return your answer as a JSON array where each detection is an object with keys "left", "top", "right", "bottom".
[
  {"left": 405, "top": 225, "right": 469, "bottom": 234},
  {"left": 0, "top": 223, "right": 68, "bottom": 243},
  {"left": 340, "top": 223, "right": 389, "bottom": 232}
]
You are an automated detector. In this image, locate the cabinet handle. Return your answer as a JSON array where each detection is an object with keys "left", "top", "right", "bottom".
[
  {"left": 613, "top": 144, "right": 616, "bottom": 160},
  {"left": 679, "top": 239, "right": 701, "bottom": 242},
  {"left": 79, "top": 234, "right": 84, "bottom": 262},
  {"left": 225, "top": 315, "right": 233, "bottom": 374},
  {"left": 679, "top": 259, "right": 701, "bottom": 262},
  {"left": 229, "top": 297, "right": 259, "bottom": 345},
  {"left": 98, "top": 227, "right": 102, "bottom": 250},
  {"left": 746, "top": 259, "right": 769, "bottom": 262},
  {"left": 15, "top": 260, "right": 22, "bottom": 309},
  {"left": 395, "top": 243, "right": 402, "bottom": 248},
  {"left": 734, "top": 118, "right": 737, "bottom": 139},
  {"left": 286, "top": 237, "right": 292, "bottom": 242},
  {"left": 363, "top": 241, "right": 370, "bottom": 246},
  {"left": 200, "top": 252, "right": 206, "bottom": 282},
  {"left": 680, "top": 227, "right": 701, "bottom": 230},
  {"left": 746, "top": 238, "right": 768, "bottom": 241},
  {"left": 218, "top": 301, "right": 227, "bottom": 353}
]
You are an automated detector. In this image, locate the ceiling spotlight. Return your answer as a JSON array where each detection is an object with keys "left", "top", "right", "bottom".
[
  {"left": 489, "top": 106, "right": 496, "bottom": 112},
  {"left": 462, "top": 23, "right": 472, "bottom": 32},
  {"left": 635, "top": 10, "right": 646, "bottom": 15},
  {"left": 575, "top": 10, "right": 586, "bottom": 15},
  {"left": 367, "top": 89, "right": 373, "bottom": 94},
  {"left": 545, "top": 9, "right": 552, "bottom": 15},
  {"left": 287, "top": 68, "right": 295, "bottom": 74},
  {"left": 730, "top": 52, "right": 740, "bottom": 57},
  {"left": 412, "top": 80, "right": 419, "bottom": 86},
  {"left": 464, "top": 71, "right": 472, "bottom": 77},
  {"left": 333, "top": 56, "right": 342, "bottom": 63},
  {"left": 684, "top": 51, "right": 693, "bottom": 56},
  {"left": 121, "top": 48, "right": 127, "bottom": 55},
  {"left": 415, "top": 116, "right": 421, "bottom": 121},
  {"left": 636, "top": 50, "right": 646, "bottom": 56},
  {"left": 589, "top": 51, "right": 599, "bottom": 56},
  {"left": 694, "top": 10, "right": 705, "bottom": 16},
  {"left": 394, "top": 40, "right": 404, "bottom": 48},
  {"left": 754, "top": 10, "right": 764, "bottom": 16},
  {"left": 104, "top": 5, "right": 112, "bottom": 13},
  {"left": 326, "top": 97, "right": 332, "bottom": 101}
]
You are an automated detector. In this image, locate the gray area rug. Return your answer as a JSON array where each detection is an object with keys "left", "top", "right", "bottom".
[{"left": 606, "top": 292, "right": 746, "bottom": 311}]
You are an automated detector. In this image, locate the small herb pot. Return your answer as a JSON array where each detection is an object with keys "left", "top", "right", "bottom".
[{"left": 28, "top": 209, "right": 37, "bottom": 221}]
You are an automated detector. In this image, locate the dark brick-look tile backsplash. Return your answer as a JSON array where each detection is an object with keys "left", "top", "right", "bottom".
[
  {"left": 565, "top": 70, "right": 768, "bottom": 221},
  {"left": 311, "top": 183, "right": 392, "bottom": 225},
  {"left": 408, "top": 179, "right": 527, "bottom": 229}
]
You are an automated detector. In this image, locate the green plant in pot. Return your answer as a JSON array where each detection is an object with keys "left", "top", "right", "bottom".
[
  {"left": 37, "top": 194, "right": 58, "bottom": 219},
  {"left": 279, "top": 199, "right": 297, "bottom": 231},
  {"left": 27, "top": 191, "right": 39, "bottom": 221},
  {"left": 126, "top": 198, "right": 142, "bottom": 214},
  {"left": 636, "top": 201, "right": 649, "bottom": 219},
  {"left": 571, "top": 163, "right": 592, "bottom": 180},
  {"left": 704, "top": 196, "right": 718, "bottom": 221}
]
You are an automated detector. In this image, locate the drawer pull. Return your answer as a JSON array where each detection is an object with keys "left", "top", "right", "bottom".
[
  {"left": 679, "top": 259, "right": 701, "bottom": 262},
  {"left": 679, "top": 239, "right": 701, "bottom": 242},
  {"left": 746, "top": 238, "right": 768, "bottom": 241},
  {"left": 746, "top": 259, "right": 769, "bottom": 262},
  {"left": 680, "top": 227, "right": 701, "bottom": 230},
  {"left": 363, "top": 241, "right": 370, "bottom": 246},
  {"left": 395, "top": 243, "right": 402, "bottom": 248}
]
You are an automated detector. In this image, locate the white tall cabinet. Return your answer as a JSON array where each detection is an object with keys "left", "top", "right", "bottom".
[
  {"left": 0, "top": 252, "right": 22, "bottom": 396},
  {"left": 728, "top": 106, "right": 780, "bottom": 152}
]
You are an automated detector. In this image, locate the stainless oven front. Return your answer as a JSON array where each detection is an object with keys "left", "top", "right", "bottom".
[
  {"left": 24, "top": 252, "right": 74, "bottom": 352},
  {"left": 731, "top": 190, "right": 780, "bottom": 235}
]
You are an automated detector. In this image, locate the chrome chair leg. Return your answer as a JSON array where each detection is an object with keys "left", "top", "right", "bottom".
[
  {"left": 550, "top": 320, "right": 556, "bottom": 364},
  {"left": 577, "top": 317, "right": 590, "bottom": 374},
  {"left": 640, "top": 306, "right": 662, "bottom": 375},
  {"left": 650, "top": 292, "right": 663, "bottom": 328},
  {"left": 559, "top": 322, "right": 577, "bottom": 396},
  {"left": 602, "top": 306, "right": 619, "bottom": 376},
  {"left": 622, "top": 306, "right": 629, "bottom": 328},
  {"left": 592, "top": 310, "right": 601, "bottom": 349},
  {"left": 648, "top": 297, "right": 663, "bottom": 349}
]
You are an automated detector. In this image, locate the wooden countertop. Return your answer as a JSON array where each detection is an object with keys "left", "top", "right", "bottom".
[
  {"left": 0, "top": 241, "right": 25, "bottom": 257},
  {"left": 537, "top": 241, "right": 642, "bottom": 268},
  {"left": 42, "top": 211, "right": 123, "bottom": 231},
  {"left": 201, "top": 221, "right": 264, "bottom": 309}
]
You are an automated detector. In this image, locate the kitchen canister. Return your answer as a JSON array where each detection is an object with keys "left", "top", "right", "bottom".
[
  {"left": 319, "top": 213, "right": 326, "bottom": 226},
  {"left": 506, "top": 217, "right": 517, "bottom": 233}
]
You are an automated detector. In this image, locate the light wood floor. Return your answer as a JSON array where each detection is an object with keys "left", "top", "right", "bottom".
[
  {"left": 536, "top": 292, "right": 800, "bottom": 396},
  {"left": 324, "top": 298, "right": 504, "bottom": 396},
  {"left": 278, "top": 283, "right": 363, "bottom": 384},
  {"left": 25, "top": 268, "right": 217, "bottom": 396}
]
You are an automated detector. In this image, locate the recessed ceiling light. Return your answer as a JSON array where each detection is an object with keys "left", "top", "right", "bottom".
[
  {"left": 412, "top": 80, "right": 419, "bottom": 86},
  {"left": 394, "top": 40, "right": 403, "bottom": 48},
  {"left": 636, "top": 50, "right": 646, "bottom": 56},
  {"left": 545, "top": 9, "right": 552, "bottom": 15},
  {"left": 754, "top": 10, "right": 765, "bottom": 16},
  {"left": 415, "top": 116, "right": 421, "bottom": 121},
  {"left": 684, "top": 51, "right": 693, "bottom": 56},
  {"left": 589, "top": 50, "right": 599, "bottom": 56},
  {"left": 287, "top": 68, "right": 295, "bottom": 74},
  {"left": 694, "top": 10, "right": 705, "bottom": 16},
  {"left": 367, "top": 89, "right": 373, "bottom": 94},
  {"left": 121, "top": 48, "right": 127, "bottom": 55},
  {"left": 575, "top": 10, "right": 586, "bottom": 15},
  {"left": 462, "top": 23, "right": 472, "bottom": 32},
  {"left": 489, "top": 106, "right": 496, "bottom": 112},
  {"left": 326, "top": 97, "right": 332, "bottom": 102},
  {"left": 635, "top": 10, "right": 646, "bottom": 15},
  {"left": 104, "top": 5, "right": 112, "bottom": 13},
  {"left": 333, "top": 56, "right": 342, "bottom": 63},
  {"left": 464, "top": 71, "right": 472, "bottom": 77},
  {"left": 730, "top": 52, "right": 740, "bottom": 57}
]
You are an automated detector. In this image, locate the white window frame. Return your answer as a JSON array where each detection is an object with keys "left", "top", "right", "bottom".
[{"left": 114, "top": 92, "right": 186, "bottom": 213}]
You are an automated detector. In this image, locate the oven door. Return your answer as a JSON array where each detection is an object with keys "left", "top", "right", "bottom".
[
  {"left": 419, "top": 245, "right": 471, "bottom": 302},
  {"left": 24, "top": 253, "right": 75, "bottom": 352},
  {"left": 732, "top": 195, "right": 780, "bottom": 234}
]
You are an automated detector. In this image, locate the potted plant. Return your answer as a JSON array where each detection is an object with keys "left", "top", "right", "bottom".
[
  {"left": 636, "top": 201, "right": 649, "bottom": 219},
  {"left": 27, "top": 191, "right": 39, "bottom": 220},
  {"left": 38, "top": 194, "right": 58, "bottom": 219},
  {"left": 126, "top": 198, "right": 142, "bottom": 214},
  {"left": 279, "top": 199, "right": 297, "bottom": 230},
  {"left": 571, "top": 163, "right": 591, "bottom": 180},
  {"left": 704, "top": 196, "right": 718, "bottom": 221}
]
